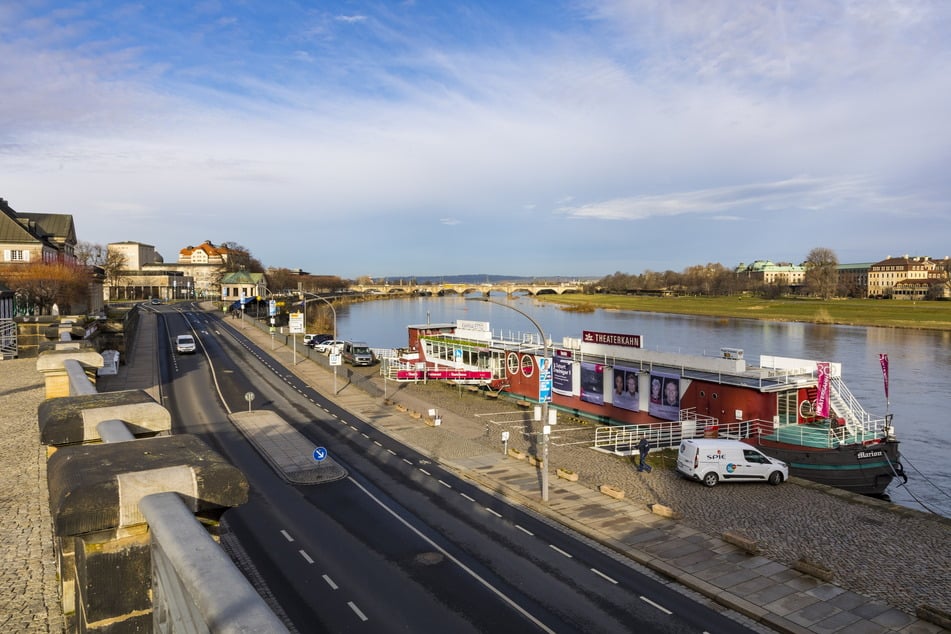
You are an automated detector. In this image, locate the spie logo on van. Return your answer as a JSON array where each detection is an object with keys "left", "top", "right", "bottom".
[{"left": 705, "top": 450, "right": 726, "bottom": 460}]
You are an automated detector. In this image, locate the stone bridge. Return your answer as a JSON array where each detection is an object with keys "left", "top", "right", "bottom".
[{"left": 350, "top": 282, "right": 583, "bottom": 296}]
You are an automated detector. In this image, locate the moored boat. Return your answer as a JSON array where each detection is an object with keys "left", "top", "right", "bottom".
[{"left": 391, "top": 319, "right": 907, "bottom": 497}]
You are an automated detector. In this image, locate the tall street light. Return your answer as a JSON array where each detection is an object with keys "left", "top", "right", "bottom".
[
  {"left": 300, "top": 291, "right": 339, "bottom": 394},
  {"left": 469, "top": 296, "right": 552, "bottom": 502}
]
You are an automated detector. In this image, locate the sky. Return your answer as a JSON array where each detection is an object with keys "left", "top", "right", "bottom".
[{"left": 2, "top": 1, "right": 950, "bottom": 279}]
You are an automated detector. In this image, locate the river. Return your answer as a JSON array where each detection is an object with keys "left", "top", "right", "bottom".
[{"left": 324, "top": 294, "right": 951, "bottom": 518}]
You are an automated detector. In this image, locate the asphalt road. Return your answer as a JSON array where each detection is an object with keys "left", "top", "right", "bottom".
[{"left": 152, "top": 305, "right": 761, "bottom": 633}]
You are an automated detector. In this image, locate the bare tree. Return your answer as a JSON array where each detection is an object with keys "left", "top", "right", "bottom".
[
  {"left": 1, "top": 261, "right": 91, "bottom": 314},
  {"left": 220, "top": 241, "right": 264, "bottom": 273},
  {"left": 75, "top": 241, "right": 106, "bottom": 266},
  {"left": 103, "top": 248, "right": 128, "bottom": 290},
  {"left": 803, "top": 247, "right": 839, "bottom": 299}
]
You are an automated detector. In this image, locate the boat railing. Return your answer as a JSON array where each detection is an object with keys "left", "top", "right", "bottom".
[{"left": 829, "top": 376, "right": 872, "bottom": 428}]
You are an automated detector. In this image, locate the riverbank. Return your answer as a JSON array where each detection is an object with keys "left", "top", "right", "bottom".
[{"left": 536, "top": 294, "right": 951, "bottom": 331}]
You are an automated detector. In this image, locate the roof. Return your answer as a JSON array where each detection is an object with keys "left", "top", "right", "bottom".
[
  {"left": 220, "top": 270, "right": 264, "bottom": 285},
  {"left": 18, "top": 213, "right": 76, "bottom": 243},
  {"left": 180, "top": 240, "right": 231, "bottom": 258}
]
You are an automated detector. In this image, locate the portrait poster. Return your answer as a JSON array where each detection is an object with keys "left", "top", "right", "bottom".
[
  {"left": 552, "top": 356, "right": 573, "bottom": 396},
  {"left": 580, "top": 362, "right": 604, "bottom": 405},
  {"left": 611, "top": 365, "right": 639, "bottom": 412},
  {"left": 648, "top": 372, "right": 680, "bottom": 420}
]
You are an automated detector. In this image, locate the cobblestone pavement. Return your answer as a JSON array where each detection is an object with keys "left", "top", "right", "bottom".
[{"left": 0, "top": 359, "right": 64, "bottom": 634}]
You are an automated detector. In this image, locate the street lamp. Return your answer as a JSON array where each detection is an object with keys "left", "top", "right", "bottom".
[
  {"left": 300, "top": 291, "right": 339, "bottom": 394},
  {"left": 468, "top": 296, "right": 552, "bottom": 502}
]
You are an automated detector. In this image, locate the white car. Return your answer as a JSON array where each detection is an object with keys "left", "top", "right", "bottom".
[
  {"left": 175, "top": 334, "right": 196, "bottom": 354},
  {"left": 314, "top": 339, "right": 344, "bottom": 354}
]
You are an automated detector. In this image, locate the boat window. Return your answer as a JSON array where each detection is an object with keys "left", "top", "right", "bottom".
[
  {"left": 520, "top": 354, "right": 535, "bottom": 378},
  {"left": 507, "top": 352, "right": 519, "bottom": 375}
]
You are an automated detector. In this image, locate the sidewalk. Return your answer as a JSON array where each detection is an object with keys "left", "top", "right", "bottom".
[{"left": 105, "top": 308, "right": 949, "bottom": 634}]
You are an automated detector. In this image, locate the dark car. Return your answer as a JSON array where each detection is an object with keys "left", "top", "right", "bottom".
[{"left": 306, "top": 334, "right": 333, "bottom": 347}]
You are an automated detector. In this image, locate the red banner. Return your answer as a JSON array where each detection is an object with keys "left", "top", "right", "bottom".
[
  {"left": 396, "top": 370, "right": 492, "bottom": 380},
  {"left": 815, "top": 362, "right": 831, "bottom": 418},
  {"left": 879, "top": 353, "right": 889, "bottom": 400}
]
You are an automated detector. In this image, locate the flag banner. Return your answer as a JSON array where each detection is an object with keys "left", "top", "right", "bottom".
[
  {"left": 879, "top": 353, "right": 889, "bottom": 400},
  {"left": 816, "top": 362, "right": 831, "bottom": 418}
]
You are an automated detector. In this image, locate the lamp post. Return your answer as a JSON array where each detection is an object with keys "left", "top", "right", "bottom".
[
  {"left": 469, "top": 296, "right": 552, "bottom": 502},
  {"left": 300, "top": 291, "right": 339, "bottom": 394}
]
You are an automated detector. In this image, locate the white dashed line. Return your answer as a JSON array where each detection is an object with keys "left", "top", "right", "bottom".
[
  {"left": 403, "top": 459, "right": 413, "bottom": 465},
  {"left": 486, "top": 508, "right": 502, "bottom": 518},
  {"left": 640, "top": 596, "right": 672, "bottom": 615},
  {"left": 280, "top": 530, "right": 294, "bottom": 542},
  {"left": 348, "top": 602, "right": 368, "bottom": 622},
  {"left": 460, "top": 493, "right": 475, "bottom": 502},
  {"left": 373, "top": 440, "right": 382, "bottom": 447},
  {"left": 322, "top": 574, "right": 338, "bottom": 590},
  {"left": 419, "top": 468, "right": 431, "bottom": 476},
  {"left": 299, "top": 550, "right": 313, "bottom": 564},
  {"left": 515, "top": 525, "right": 534, "bottom": 536},
  {"left": 549, "top": 545, "right": 573, "bottom": 559},
  {"left": 387, "top": 449, "right": 397, "bottom": 456},
  {"left": 591, "top": 568, "right": 618, "bottom": 584},
  {"left": 438, "top": 480, "right": 452, "bottom": 488}
]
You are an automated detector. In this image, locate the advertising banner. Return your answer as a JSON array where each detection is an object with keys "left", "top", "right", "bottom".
[
  {"left": 611, "top": 366, "right": 639, "bottom": 412},
  {"left": 580, "top": 362, "right": 605, "bottom": 405},
  {"left": 879, "top": 353, "right": 889, "bottom": 401},
  {"left": 816, "top": 361, "right": 831, "bottom": 418},
  {"left": 552, "top": 356, "right": 573, "bottom": 396},
  {"left": 648, "top": 372, "right": 680, "bottom": 421}
]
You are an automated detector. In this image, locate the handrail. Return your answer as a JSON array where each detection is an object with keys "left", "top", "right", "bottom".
[{"left": 140, "top": 493, "right": 289, "bottom": 634}]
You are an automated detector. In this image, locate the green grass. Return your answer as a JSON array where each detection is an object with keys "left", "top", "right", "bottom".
[{"left": 536, "top": 294, "right": 951, "bottom": 331}]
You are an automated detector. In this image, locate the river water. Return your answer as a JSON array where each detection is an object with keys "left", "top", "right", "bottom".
[{"left": 326, "top": 294, "right": 951, "bottom": 518}]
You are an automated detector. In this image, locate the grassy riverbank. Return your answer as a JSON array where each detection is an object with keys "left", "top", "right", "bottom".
[{"left": 536, "top": 294, "right": 951, "bottom": 331}]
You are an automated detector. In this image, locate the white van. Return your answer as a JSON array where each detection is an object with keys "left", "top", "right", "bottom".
[{"left": 677, "top": 438, "right": 788, "bottom": 487}]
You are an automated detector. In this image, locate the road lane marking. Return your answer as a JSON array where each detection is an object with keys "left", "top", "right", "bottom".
[
  {"left": 348, "top": 477, "right": 556, "bottom": 634},
  {"left": 549, "top": 545, "right": 573, "bottom": 558},
  {"left": 438, "top": 480, "right": 452, "bottom": 488},
  {"left": 348, "top": 601, "right": 368, "bottom": 622},
  {"left": 280, "top": 530, "right": 294, "bottom": 542},
  {"left": 516, "top": 525, "right": 534, "bottom": 536},
  {"left": 299, "top": 550, "right": 313, "bottom": 564},
  {"left": 419, "top": 468, "right": 431, "bottom": 476},
  {"left": 387, "top": 449, "right": 397, "bottom": 456},
  {"left": 460, "top": 493, "right": 475, "bottom": 502},
  {"left": 486, "top": 508, "right": 502, "bottom": 518},
  {"left": 640, "top": 596, "right": 672, "bottom": 615},
  {"left": 591, "top": 568, "right": 618, "bottom": 584},
  {"left": 322, "top": 574, "right": 338, "bottom": 590}
]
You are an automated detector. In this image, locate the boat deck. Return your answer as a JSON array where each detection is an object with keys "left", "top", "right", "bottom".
[{"left": 762, "top": 422, "right": 870, "bottom": 449}]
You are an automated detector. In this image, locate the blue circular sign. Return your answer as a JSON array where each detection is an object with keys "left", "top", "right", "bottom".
[{"left": 313, "top": 447, "right": 328, "bottom": 462}]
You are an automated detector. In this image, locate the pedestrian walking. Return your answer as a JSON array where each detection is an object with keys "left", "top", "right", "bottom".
[{"left": 636, "top": 436, "right": 652, "bottom": 472}]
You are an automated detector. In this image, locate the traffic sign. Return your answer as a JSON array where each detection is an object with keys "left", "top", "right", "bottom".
[{"left": 313, "top": 447, "right": 327, "bottom": 462}]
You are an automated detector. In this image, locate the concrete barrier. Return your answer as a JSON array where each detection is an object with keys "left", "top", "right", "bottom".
[
  {"left": 722, "top": 530, "right": 761, "bottom": 555},
  {"left": 38, "top": 389, "right": 170, "bottom": 447},
  {"left": 46, "top": 435, "right": 250, "bottom": 632}
]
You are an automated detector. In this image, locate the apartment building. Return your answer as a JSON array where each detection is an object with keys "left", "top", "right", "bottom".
[{"left": 867, "top": 255, "right": 950, "bottom": 299}]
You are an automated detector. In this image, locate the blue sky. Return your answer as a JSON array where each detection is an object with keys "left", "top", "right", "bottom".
[{"left": 2, "top": 1, "right": 949, "bottom": 278}]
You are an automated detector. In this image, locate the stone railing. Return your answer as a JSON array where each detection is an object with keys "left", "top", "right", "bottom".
[{"left": 37, "top": 348, "right": 287, "bottom": 633}]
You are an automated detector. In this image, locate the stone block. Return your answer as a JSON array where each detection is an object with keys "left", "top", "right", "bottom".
[
  {"left": 599, "top": 484, "right": 625, "bottom": 499},
  {"left": 74, "top": 531, "right": 152, "bottom": 628},
  {"left": 917, "top": 604, "right": 951, "bottom": 630},
  {"left": 650, "top": 503, "right": 683, "bottom": 519},
  {"left": 792, "top": 557, "right": 834, "bottom": 582},
  {"left": 557, "top": 468, "right": 579, "bottom": 481},
  {"left": 47, "top": 434, "right": 249, "bottom": 537},
  {"left": 723, "top": 530, "right": 761, "bottom": 555},
  {"left": 38, "top": 390, "right": 169, "bottom": 446}
]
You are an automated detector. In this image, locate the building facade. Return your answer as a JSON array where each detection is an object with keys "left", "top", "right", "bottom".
[{"left": 867, "top": 255, "right": 949, "bottom": 298}]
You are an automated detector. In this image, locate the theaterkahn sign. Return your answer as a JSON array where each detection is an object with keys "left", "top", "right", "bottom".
[{"left": 582, "top": 330, "right": 643, "bottom": 349}]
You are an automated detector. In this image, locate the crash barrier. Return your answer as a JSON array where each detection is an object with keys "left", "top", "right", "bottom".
[{"left": 37, "top": 349, "right": 288, "bottom": 633}]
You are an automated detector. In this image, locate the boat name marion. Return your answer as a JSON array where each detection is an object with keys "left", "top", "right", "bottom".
[
  {"left": 582, "top": 330, "right": 642, "bottom": 348},
  {"left": 857, "top": 450, "right": 885, "bottom": 459}
]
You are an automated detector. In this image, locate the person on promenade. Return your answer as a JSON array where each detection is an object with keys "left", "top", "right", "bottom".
[{"left": 636, "top": 436, "right": 652, "bottom": 472}]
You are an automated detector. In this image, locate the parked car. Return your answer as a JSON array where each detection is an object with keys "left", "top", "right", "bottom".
[
  {"left": 305, "top": 333, "right": 333, "bottom": 347},
  {"left": 175, "top": 334, "right": 196, "bottom": 354},
  {"left": 150, "top": 298, "right": 163, "bottom": 305},
  {"left": 342, "top": 341, "right": 375, "bottom": 366},
  {"left": 676, "top": 438, "right": 787, "bottom": 487},
  {"left": 314, "top": 339, "right": 344, "bottom": 354}
]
